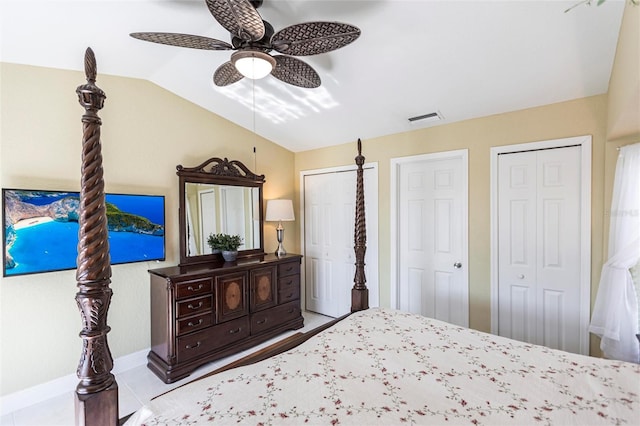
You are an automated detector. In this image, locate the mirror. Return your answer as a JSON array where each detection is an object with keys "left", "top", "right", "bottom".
[
  {"left": 177, "top": 157, "right": 265, "bottom": 266},
  {"left": 184, "top": 183, "right": 260, "bottom": 256}
]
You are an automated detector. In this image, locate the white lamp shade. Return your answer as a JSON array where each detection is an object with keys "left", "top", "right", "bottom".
[
  {"left": 231, "top": 50, "right": 275, "bottom": 80},
  {"left": 265, "top": 199, "right": 295, "bottom": 222}
]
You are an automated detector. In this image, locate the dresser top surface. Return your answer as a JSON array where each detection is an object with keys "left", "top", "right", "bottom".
[{"left": 149, "top": 253, "right": 301, "bottom": 278}]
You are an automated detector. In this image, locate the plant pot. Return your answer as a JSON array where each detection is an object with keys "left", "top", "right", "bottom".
[{"left": 222, "top": 250, "right": 238, "bottom": 262}]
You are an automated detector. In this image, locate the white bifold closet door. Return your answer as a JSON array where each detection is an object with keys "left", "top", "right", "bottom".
[
  {"left": 304, "top": 167, "right": 378, "bottom": 318},
  {"left": 497, "top": 145, "right": 582, "bottom": 353}
]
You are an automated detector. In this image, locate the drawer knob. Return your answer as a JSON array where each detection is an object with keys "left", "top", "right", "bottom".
[
  {"left": 187, "top": 284, "right": 204, "bottom": 292},
  {"left": 185, "top": 341, "right": 201, "bottom": 350},
  {"left": 187, "top": 301, "right": 204, "bottom": 310},
  {"left": 256, "top": 318, "right": 267, "bottom": 325},
  {"left": 187, "top": 319, "right": 203, "bottom": 327},
  {"left": 229, "top": 327, "right": 241, "bottom": 334}
]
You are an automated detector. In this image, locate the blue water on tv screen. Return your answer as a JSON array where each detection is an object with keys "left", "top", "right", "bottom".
[{"left": 3, "top": 189, "right": 165, "bottom": 277}]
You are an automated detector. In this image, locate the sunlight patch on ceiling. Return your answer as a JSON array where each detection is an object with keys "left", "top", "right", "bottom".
[{"left": 218, "top": 80, "right": 339, "bottom": 125}]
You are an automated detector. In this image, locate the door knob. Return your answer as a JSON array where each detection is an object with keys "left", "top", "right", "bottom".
[
  {"left": 518, "top": 274, "right": 525, "bottom": 279},
  {"left": 453, "top": 262, "right": 462, "bottom": 269}
]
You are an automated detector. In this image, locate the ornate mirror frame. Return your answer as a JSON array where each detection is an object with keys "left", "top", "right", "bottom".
[{"left": 177, "top": 157, "right": 265, "bottom": 266}]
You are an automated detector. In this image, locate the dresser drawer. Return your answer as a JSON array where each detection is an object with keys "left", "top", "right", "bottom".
[
  {"left": 277, "top": 261, "right": 300, "bottom": 278},
  {"left": 250, "top": 300, "right": 301, "bottom": 334},
  {"left": 176, "top": 295, "right": 212, "bottom": 318},
  {"left": 278, "top": 273, "right": 299, "bottom": 293},
  {"left": 176, "top": 317, "right": 250, "bottom": 363},
  {"left": 176, "top": 312, "right": 213, "bottom": 336},
  {"left": 278, "top": 285, "right": 300, "bottom": 304},
  {"left": 175, "top": 278, "right": 213, "bottom": 300}
]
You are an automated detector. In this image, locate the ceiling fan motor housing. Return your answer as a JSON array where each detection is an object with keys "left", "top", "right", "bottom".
[{"left": 232, "top": 20, "right": 275, "bottom": 50}]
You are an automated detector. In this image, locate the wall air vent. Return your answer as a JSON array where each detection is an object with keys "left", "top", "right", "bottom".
[{"left": 408, "top": 111, "right": 444, "bottom": 124}]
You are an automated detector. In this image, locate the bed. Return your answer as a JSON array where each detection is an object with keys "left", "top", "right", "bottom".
[
  {"left": 124, "top": 307, "right": 639, "bottom": 425},
  {"left": 73, "top": 49, "right": 640, "bottom": 426}
]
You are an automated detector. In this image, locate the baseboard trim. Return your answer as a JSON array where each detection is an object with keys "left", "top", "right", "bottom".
[{"left": 0, "top": 348, "right": 149, "bottom": 417}]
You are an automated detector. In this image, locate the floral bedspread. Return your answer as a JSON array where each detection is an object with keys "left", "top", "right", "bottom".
[{"left": 126, "top": 308, "right": 640, "bottom": 425}]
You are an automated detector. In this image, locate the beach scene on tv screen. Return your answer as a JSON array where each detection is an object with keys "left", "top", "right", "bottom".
[{"left": 3, "top": 189, "right": 165, "bottom": 276}]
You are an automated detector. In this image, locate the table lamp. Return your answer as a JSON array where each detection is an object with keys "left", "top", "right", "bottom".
[{"left": 265, "top": 199, "right": 295, "bottom": 256}]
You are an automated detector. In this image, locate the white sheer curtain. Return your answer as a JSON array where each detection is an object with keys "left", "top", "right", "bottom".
[{"left": 589, "top": 143, "right": 640, "bottom": 363}]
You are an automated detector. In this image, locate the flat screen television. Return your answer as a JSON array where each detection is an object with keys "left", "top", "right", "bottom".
[{"left": 3, "top": 189, "right": 165, "bottom": 277}]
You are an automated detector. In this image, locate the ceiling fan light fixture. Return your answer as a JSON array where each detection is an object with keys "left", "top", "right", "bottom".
[{"left": 231, "top": 50, "right": 276, "bottom": 80}]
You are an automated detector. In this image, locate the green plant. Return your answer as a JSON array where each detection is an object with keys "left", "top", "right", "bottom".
[
  {"left": 207, "top": 233, "right": 222, "bottom": 251},
  {"left": 208, "top": 233, "right": 243, "bottom": 252}
]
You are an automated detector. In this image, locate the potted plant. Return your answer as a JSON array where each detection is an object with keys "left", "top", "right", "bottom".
[
  {"left": 208, "top": 233, "right": 243, "bottom": 261},
  {"left": 206, "top": 233, "right": 222, "bottom": 254}
]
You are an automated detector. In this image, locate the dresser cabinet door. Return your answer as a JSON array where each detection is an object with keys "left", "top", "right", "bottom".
[
  {"left": 215, "top": 271, "right": 248, "bottom": 323},
  {"left": 250, "top": 266, "right": 277, "bottom": 312}
]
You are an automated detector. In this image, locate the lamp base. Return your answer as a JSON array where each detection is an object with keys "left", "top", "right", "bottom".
[
  {"left": 275, "top": 244, "right": 287, "bottom": 257},
  {"left": 275, "top": 224, "right": 286, "bottom": 257}
]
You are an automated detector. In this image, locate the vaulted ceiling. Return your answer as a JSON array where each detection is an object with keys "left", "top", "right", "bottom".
[{"left": 0, "top": 0, "right": 626, "bottom": 152}]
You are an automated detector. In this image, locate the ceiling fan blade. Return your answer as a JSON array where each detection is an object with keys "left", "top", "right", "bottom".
[
  {"left": 205, "top": 0, "right": 265, "bottom": 42},
  {"left": 213, "top": 61, "right": 244, "bottom": 86},
  {"left": 271, "top": 22, "right": 361, "bottom": 56},
  {"left": 271, "top": 55, "right": 320, "bottom": 89},
  {"left": 130, "top": 32, "right": 233, "bottom": 50}
]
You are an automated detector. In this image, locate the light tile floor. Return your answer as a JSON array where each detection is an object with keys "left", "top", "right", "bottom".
[{"left": 1, "top": 311, "right": 333, "bottom": 426}]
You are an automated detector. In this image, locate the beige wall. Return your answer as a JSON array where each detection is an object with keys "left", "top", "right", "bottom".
[
  {"left": 604, "top": 3, "right": 640, "bottom": 255},
  {"left": 295, "top": 95, "right": 609, "bottom": 356},
  {"left": 0, "top": 63, "right": 296, "bottom": 396},
  {"left": 607, "top": 3, "right": 639, "bottom": 140}
]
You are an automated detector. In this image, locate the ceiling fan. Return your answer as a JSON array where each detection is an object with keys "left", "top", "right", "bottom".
[{"left": 130, "top": 0, "right": 361, "bottom": 89}]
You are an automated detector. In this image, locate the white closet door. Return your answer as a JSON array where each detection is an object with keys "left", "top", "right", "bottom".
[
  {"left": 498, "top": 146, "right": 582, "bottom": 352},
  {"left": 304, "top": 172, "right": 350, "bottom": 317},
  {"left": 304, "top": 167, "right": 378, "bottom": 317},
  {"left": 497, "top": 151, "right": 538, "bottom": 343}
]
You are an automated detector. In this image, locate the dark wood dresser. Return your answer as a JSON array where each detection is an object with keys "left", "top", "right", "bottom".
[{"left": 147, "top": 253, "right": 303, "bottom": 383}]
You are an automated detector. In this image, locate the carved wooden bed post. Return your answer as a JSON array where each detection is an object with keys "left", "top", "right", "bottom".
[
  {"left": 74, "top": 47, "right": 118, "bottom": 426},
  {"left": 351, "top": 138, "right": 369, "bottom": 312}
]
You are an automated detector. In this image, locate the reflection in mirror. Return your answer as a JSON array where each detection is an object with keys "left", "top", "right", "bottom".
[
  {"left": 177, "top": 157, "right": 265, "bottom": 266},
  {"left": 185, "top": 183, "right": 261, "bottom": 256}
]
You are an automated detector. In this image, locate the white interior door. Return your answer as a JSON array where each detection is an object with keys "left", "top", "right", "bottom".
[
  {"left": 392, "top": 150, "right": 469, "bottom": 327},
  {"left": 303, "top": 166, "right": 378, "bottom": 317},
  {"left": 497, "top": 145, "right": 582, "bottom": 353},
  {"left": 220, "top": 186, "right": 246, "bottom": 247}
]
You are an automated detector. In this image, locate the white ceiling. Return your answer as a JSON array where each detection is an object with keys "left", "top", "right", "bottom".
[{"left": 0, "top": 0, "right": 626, "bottom": 152}]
